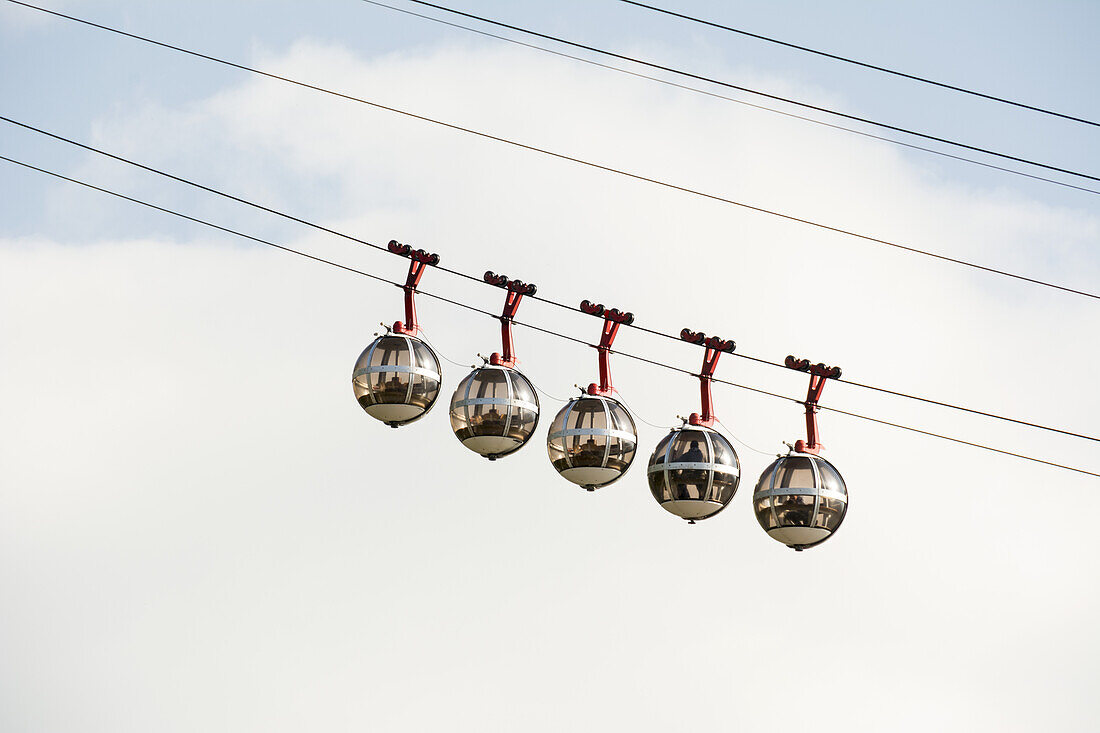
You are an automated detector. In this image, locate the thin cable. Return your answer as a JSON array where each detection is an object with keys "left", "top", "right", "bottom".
[
  {"left": 0, "top": 156, "right": 406, "bottom": 288},
  {"left": 614, "top": 390, "right": 680, "bottom": 431},
  {"left": 0, "top": 117, "right": 486, "bottom": 289},
  {"left": 6, "top": 114, "right": 1095, "bottom": 444},
  {"left": 526, "top": 377, "right": 570, "bottom": 403},
  {"left": 2, "top": 152, "right": 1095, "bottom": 478},
  {"left": 396, "top": 0, "right": 1100, "bottom": 184},
  {"left": 414, "top": 326, "right": 478, "bottom": 369},
  {"left": 714, "top": 417, "right": 777, "bottom": 457},
  {"left": 7, "top": 1, "right": 1097, "bottom": 302},
  {"left": 617, "top": 0, "right": 1100, "bottom": 128},
  {"left": 358, "top": 0, "right": 1100, "bottom": 197},
  {"left": 819, "top": 403, "right": 1099, "bottom": 477},
  {"left": 833, "top": 374, "right": 1100, "bottom": 444}
]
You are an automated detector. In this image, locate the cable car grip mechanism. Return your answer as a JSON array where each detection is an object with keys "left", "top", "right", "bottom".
[
  {"left": 388, "top": 240, "right": 439, "bottom": 336},
  {"left": 785, "top": 355, "right": 843, "bottom": 454},
  {"left": 484, "top": 271, "right": 537, "bottom": 367},
  {"left": 680, "top": 328, "right": 736, "bottom": 427},
  {"left": 580, "top": 299, "right": 633, "bottom": 396}
]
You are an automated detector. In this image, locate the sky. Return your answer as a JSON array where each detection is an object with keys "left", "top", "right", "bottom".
[{"left": 1, "top": 1, "right": 1099, "bottom": 731}]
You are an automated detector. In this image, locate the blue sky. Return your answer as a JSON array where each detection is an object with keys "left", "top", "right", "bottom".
[
  {"left": 4, "top": 0, "right": 1100, "bottom": 237},
  {"left": 1, "top": 2, "right": 1098, "bottom": 731}
]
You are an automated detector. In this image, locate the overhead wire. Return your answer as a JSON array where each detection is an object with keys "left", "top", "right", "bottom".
[
  {"left": 616, "top": 0, "right": 1100, "bottom": 129},
  {"left": 3, "top": 4, "right": 1097, "bottom": 303},
  {"left": 413, "top": 326, "right": 478, "bottom": 369},
  {"left": 357, "top": 0, "right": 1100, "bottom": 197},
  {"left": 4, "top": 114, "right": 1096, "bottom": 445},
  {"left": 714, "top": 418, "right": 777, "bottom": 457},
  {"left": 395, "top": 0, "right": 1100, "bottom": 184},
  {"left": 818, "top": 403, "right": 1100, "bottom": 476},
  {"left": 526, "top": 378, "right": 571, "bottom": 404},
  {"left": 2, "top": 152, "right": 1096, "bottom": 478},
  {"left": 611, "top": 390, "right": 680, "bottom": 431}
]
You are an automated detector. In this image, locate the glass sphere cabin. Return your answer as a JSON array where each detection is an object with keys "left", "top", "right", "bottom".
[
  {"left": 547, "top": 395, "right": 637, "bottom": 490},
  {"left": 352, "top": 334, "right": 442, "bottom": 427},
  {"left": 753, "top": 453, "right": 848, "bottom": 550},
  {"left": 648, "top": 426, "right": 740, "bottom": 522},
  {"left": 450, "top": 365, "right": 540, "bottom": 459}
]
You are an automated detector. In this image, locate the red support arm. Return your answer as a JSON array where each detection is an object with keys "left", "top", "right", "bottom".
[
  {"left": 681, "top": 329, "right": 736, "bottom": 427},
  {"left": 484, "top": 271, "right": 537, "bottom": 367},
  {"left": 785, "top": 355, "right": 843, "bottom": 454},
  {"left": 580, "top": 300, "right": 634, "bottom": 396},
  {"left": 388, "top": 240, "right": 439, "bottom": 335}
]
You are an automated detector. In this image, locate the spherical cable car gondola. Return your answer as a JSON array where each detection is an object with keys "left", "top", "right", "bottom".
[
  {"left": 753, "top": 356, "right": 849, "bottom": 550},
  {"left": 449, "top": 272, "right": 541, "bottom": 459},
  {"left": 647, "top": 330, "right": 740, "bottom": 522},
  {"left": 351, "top": 241, "right": 442, "bottom": 427},
  {"left": 547, "top": 300, "right": 638, "bottom": 490}
]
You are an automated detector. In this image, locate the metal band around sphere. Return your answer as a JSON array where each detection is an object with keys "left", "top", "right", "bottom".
[
  {"left": 648, "top": 461, "right": 740, "bottom": 476},
  {"left": 548, "top": 395, "right": 637, "bottom": 477},
  {"left": 547, "top": 428, "right": 638, "bottom": 443},
  {"left": 353, "top": 365, "right": 441, "bottom": 380},
  {"left": 451, "top": 397, "right": 539, "bottom": 412},
  {"left": 758, "top": 454, "right": 847, "bottom": 532},
  {"left": 753, "top": 487, "right": 847, "bottom": 502},
  {"left": 449, "top": 366, "right": 541, "bottom": 458}
]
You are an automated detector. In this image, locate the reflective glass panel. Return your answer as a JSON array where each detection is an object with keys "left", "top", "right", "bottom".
[
  {"left": 506, "top": 372, "right": 540, "bottom": 441},
  {"left": 709, "top": 471, "right": 739, "bottom": 504},
  {"left": 567, "top": 399, "right": 610, "bottom": 468},
  {"left": 650, "top": 433, "right": 674, "bottom": 469},
  {"left": 606, "top": 401, "right": 636, "bottom": 472},
  {"left": 707, "top": 433, "right": 739, "bottom": 502},
  {"left": 470, "top": 369, "right": 509, "bottom": 435},
  {"left": 547, "top": 440, "right": 570, "bottom": 471},
  {"left": 815, "top": 496, "right": 847, "bottom": 531},
  {"left": 817, "top": 458, "right": 847, "bottom": 498},
  {"left": 449, "top": 371, "right": 476, "bottom": 438},
  {"left": 511, "top": 372, "right": 537, "bottom": 407},
  {"left": 549, "top": 403, "right": 569, "bottom": 435},
  {"left": 648, "top": 471, "right": 672, "bottom": 502},
  {"left": 508, "top": 406, "right": 538, "bottom": 442},
  {"left": 352, "top": 339, "right": 380, "bottom": 405},
  {"left": 547, "top": 401, "right": 573, "bottom": 472},
  {"left": 647, "top": 432, "right": 674, "bottom": 502},
  {"left": 755, "top": 496, "right": 779, "bottom": 530},
  {"left": 775, "top": 493, "right": 815, "bottom": 527},
  {"left": 668, "top": 468, "right": 706, "bottom": 500},
  {"left": 607, "top": 401, "right": 634, "bottom": 434},
  {"left": 668, "top": 429, "right": 709, "bottom": 500},
  {"left": 410, "top": 339, "right": 438, "bottom": 375},
  {"left": 711, "top": 433, "right": 737, "bottom": 470},
  {"left": 754, "top": 460, "right": 779, "bottom": 495},
  {"left": 408, "top": 338, "right": 440, "bottom": 409},
  {"left": 775, "top": 456, "right": 816, "bottom": 490},
  {"left": 365, "top": 336, "right": 414, "bottom": 405}
]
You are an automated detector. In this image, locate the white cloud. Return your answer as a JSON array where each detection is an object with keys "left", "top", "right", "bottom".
[{"left": 2, "top": 38, "right": 1098, "bottom": 732}]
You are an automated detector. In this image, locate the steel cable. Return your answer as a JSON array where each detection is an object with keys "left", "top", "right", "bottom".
[
  {"left": 3, "top": 114, "right": 1094, "bottom": 444},
  {"left": 5, "top": 153, "right": 1095, "bottom": 478}
]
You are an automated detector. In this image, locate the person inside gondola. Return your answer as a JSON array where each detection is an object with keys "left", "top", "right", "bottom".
[
  {"left": 682, "top": 440, "right": 704, "bottom": 463},
  {"left": 778, "top": 494, "right": 813, "bottom": 525},
  {"left": 677, "top": 440, "right": 707, "bottom": 499}
]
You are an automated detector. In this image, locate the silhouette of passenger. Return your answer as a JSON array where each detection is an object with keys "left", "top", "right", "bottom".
[
  {"left": 682, "top": 440, "right": 705, "bottom": 463},
  {"left": 779, "top": 494, "right": 812, "bottom": 525},
  {"left": 676, "top": 440, "right": 708, "bottom": 500}
]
